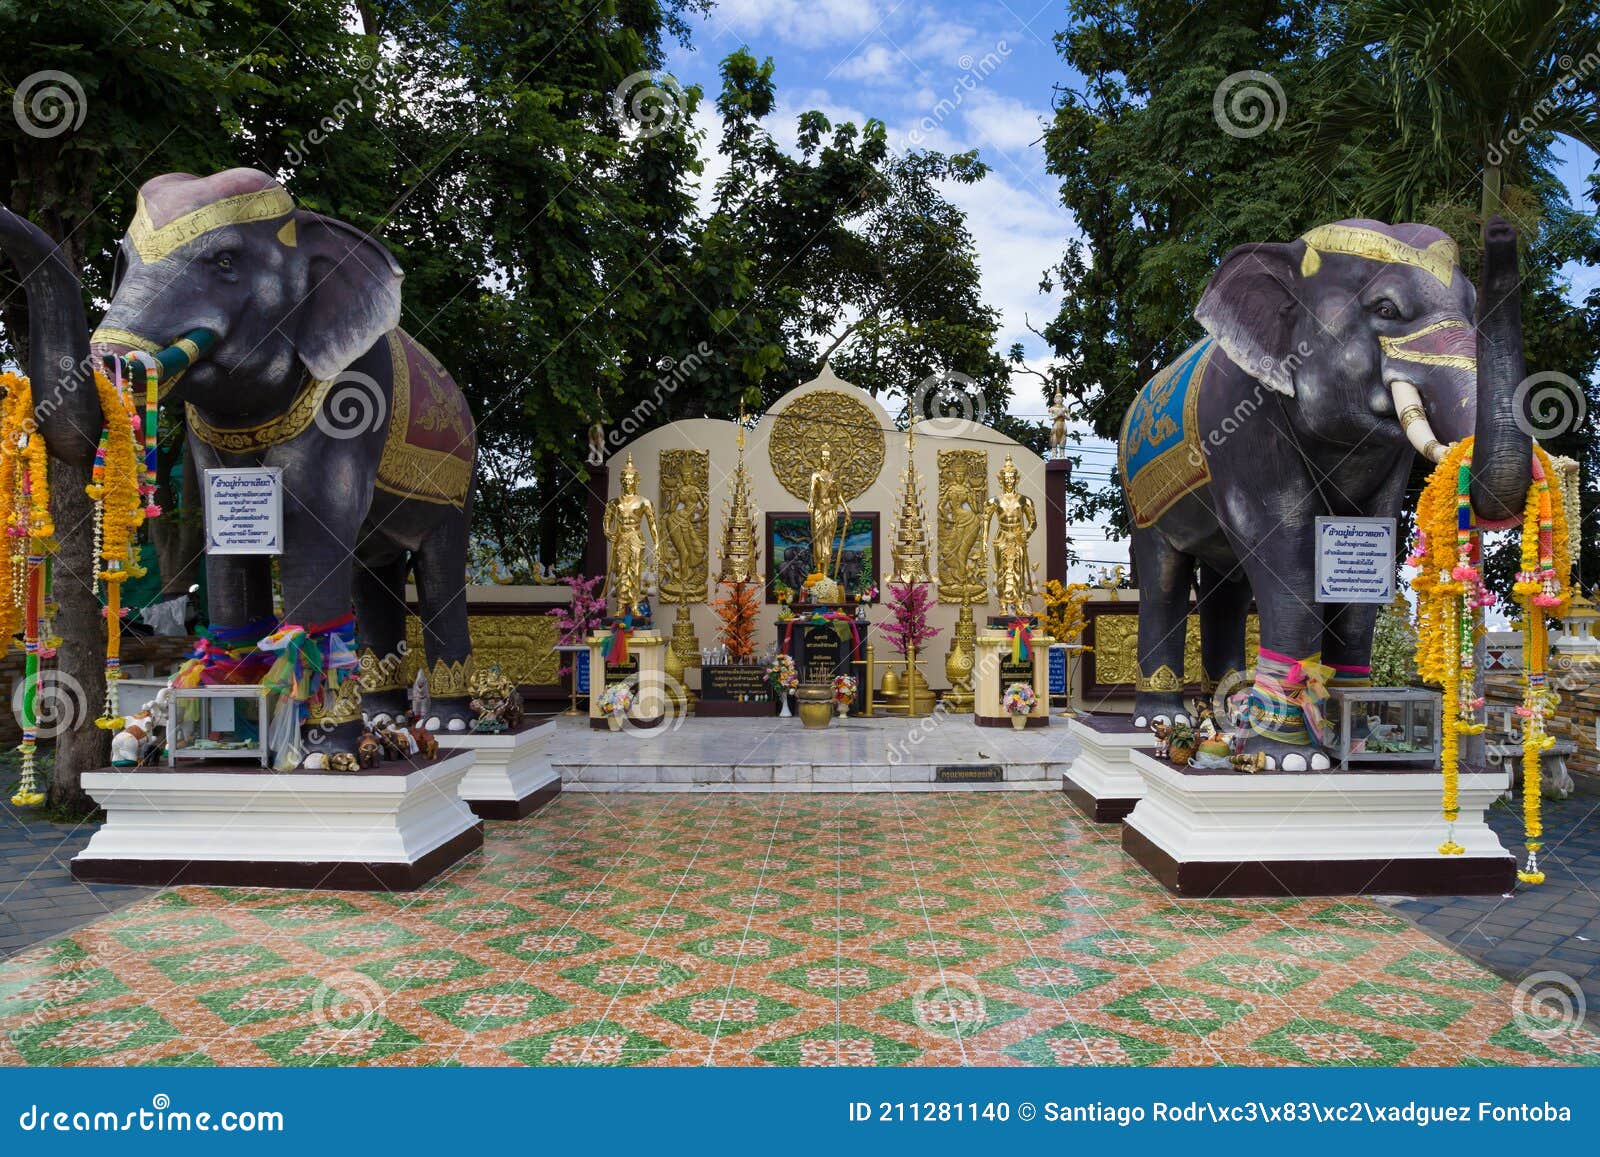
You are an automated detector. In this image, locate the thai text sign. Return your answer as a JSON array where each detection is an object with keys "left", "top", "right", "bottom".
[
  {"left": 1314, "top": 516, "right": 1395, "bottom": 604},
  {"left": 203, "top": 468, "right": 283, "bottom": 555}
]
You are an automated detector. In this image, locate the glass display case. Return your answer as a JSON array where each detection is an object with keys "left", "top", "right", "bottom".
[
  {"left": 1328, "top": 687, "right": 1441, "bottom": 770},
  {"left": 165, "top": 685, "right": 272, "bottom": 767}
]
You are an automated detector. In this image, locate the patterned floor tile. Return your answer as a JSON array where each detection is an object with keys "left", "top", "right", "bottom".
[{"left": 4, "top": 792, "right": 1597, "bottom": 1067}]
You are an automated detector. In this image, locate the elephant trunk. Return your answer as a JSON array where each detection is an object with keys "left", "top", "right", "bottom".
[
  {"left": 1468, "top": 217, "right": 1531, "bottom": 524},
  {"left": 0, "top": 207, "right": 96, "bottom": 468}
]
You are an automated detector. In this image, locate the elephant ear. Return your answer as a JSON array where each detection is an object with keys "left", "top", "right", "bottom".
[
  {"left": 291, "top": 211, "right": 403, "bottom": 381},
  {"left": 1193, "top": 240, "right": 1309, "bottom": 396}
]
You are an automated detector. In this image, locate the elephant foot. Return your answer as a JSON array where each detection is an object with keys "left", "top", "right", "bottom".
[
  {"left": 362, "top": 690, "right": 408, "bottom": 728},
  {"left": 1133, "top": 692, "right": 1188, "bottom": 730},
  {"left": 1240, "top": 732, "right": 1331, "bottom": 772},
  {"left": 301, "top": 719, "right": 362, "bottom": 768},
  {"left": 425, "top": 696, "right": 474, "bottom": 734}
]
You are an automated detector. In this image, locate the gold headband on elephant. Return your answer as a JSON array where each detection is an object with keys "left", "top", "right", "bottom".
[
  {"left": 1298, "top": 224, "right": 1459, "bottom": 287},
  {"left": 127, "top": 187, "right": 296, "bottom": 264}
]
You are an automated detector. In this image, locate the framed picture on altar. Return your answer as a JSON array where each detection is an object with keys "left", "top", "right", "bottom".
[{"left": 765, "top": 512, "right": 879, "bottom": 604}]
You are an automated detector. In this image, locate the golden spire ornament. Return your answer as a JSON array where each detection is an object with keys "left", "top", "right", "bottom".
[
  {"left": 717, "top": 406, "right": 761, "bottom": 584},
  {"left": 886, "top": 422, "right": 932, "bottom": 585}
]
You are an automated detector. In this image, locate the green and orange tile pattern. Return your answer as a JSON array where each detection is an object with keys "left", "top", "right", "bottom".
[{"left": 2, "top": 794, "right": 1597, "bottom": 1068}]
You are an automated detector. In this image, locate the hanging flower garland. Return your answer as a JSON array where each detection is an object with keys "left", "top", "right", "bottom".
[
  {"left": 87, "top": 368, "right": 148, "bottom": 729},
  {"left": 0, "top": 372, "right": 55, "bottom": 807},
  {"left": 1410, "top": 437, "right": 1568, "bottom": 882}
]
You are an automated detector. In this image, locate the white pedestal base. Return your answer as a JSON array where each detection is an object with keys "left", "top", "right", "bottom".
[
  {"left": 72, "top": 753, "right": 482, "bottom": 891},
  {"left": 439, "top": 720, "right": 562, "bottom": 819},
  {"left": 1122, "top": 749, "right": 1515, "bottom": 896},
  {"left": 1061, "top": 714, "right": 1153, "bottom": 821}
]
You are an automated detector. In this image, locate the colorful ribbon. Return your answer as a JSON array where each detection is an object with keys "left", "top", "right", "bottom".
[
  {"left": 600, "top": 613, "right": 634, "bottom": 665},
  {"left": 1008, "top": 617, "right": 1033, "bottom": 664},
  {"left": 1248, "top": 647, "right": 1334, "bottom": 746}
]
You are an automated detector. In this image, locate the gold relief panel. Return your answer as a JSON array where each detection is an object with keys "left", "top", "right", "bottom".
[
  {"left": 403, "top": 613, "right": 561, "bottom": 689},
  {"left": 1088, "top": 611, "right": 1260, "bottom": 689},
  {"left": 936, "top": 449, "right": 988, "bottom": 603},
  {"left": 658, "top": 448, "right": 709, "bottom": 603},
  {"left": 768, "top": 390, "right": 885, "bottom": 502}
]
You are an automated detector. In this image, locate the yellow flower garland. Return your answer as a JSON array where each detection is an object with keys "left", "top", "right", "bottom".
[
  {"left": 0, "top": 372, "right": 53, "bottom": 807},
  {"left": 87, "top": 371, "right": 147, "bottom": 728},
  {"left": 1411, "top": 437, "right": 1568, "bottom": 882}
]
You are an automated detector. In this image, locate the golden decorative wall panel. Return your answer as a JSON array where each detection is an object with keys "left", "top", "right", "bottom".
[
  {"left": 768, "top": 390, "right": 885, "bottom": 502},
  {"left": 403, "top": 613, "right": 560, "bottom": 688},
  {"left": 658, "top": 448, "right": 710, "bottom": 603},
  {"left": 937, "top": 449, "right": 988, "bottom": 604}
]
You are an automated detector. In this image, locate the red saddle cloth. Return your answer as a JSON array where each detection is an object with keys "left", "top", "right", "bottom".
[{"left": 376, "top": 330, "right": 477, "bottom": 506}]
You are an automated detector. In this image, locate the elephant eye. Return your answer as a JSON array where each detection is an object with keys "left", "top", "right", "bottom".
[
  {"left": 1372, "top": 298, "right": 1401, "bottom": 320},
  {"left": 213, "top": 251, "right": 235, "bottom": 273}
]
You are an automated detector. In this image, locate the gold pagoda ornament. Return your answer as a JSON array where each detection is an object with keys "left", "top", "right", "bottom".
[
  {"left": 717, "top": 410, "right": 761, "bottom": 583},
  {"left": 885, "top": 423, "right": 932, "bottom": 585}
]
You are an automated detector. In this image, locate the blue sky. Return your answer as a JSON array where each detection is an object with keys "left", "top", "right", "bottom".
[{"left": 662, "top": 1, "right": 1598, "bottom": 575}]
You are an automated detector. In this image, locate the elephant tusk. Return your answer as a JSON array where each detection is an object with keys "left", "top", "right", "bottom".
[{"left": 1388, "top": 378, "right": 1447, "bottom": 463}]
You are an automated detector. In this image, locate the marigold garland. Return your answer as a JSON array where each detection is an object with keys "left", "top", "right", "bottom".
[
  {"left": 0, "top": 372, "right": 54, "bottom": 807},
  {"left": 87, "top": 369, "right": 148, "bottom": 728},
  {"left": 1410, "top": 437, "right": 1569, "bottom": 882}
]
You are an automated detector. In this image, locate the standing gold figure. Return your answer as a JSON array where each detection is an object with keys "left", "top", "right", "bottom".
[
  {"left": 982, "top": 455, "right": 1038, "bottom": 618},
  {"left": 807, "top": 444, "right": 850, "bottom": 580},
  {"left": 604, "top": 454, "right": 659, "bottom": 620}
]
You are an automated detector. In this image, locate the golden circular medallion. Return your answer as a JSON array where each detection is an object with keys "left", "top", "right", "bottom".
[{"left": 768, "top": 389, "right": 886, "bottom": 501}]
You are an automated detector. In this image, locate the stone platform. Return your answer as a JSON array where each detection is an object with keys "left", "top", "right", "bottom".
[
  {"left": 550, "top": 714, "right": 1079, "bottom": 792},
  {"left": 1060, "top": 712, "right": 1154, "bottom": 822},
  {"left": 438, "top": 718, "right": 562, "bottom": 820},
  {"left": 1123, "top": 749, "right": 1516, "bottom": 897},
  {"left": 70, "top": 753, "right": 482, "bottom": 891}
]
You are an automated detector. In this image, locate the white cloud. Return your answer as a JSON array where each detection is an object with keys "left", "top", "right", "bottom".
[
  {"left": 712, "top": 0, "right": 886, "bottom": 49},
  {"left": 962, "top": 90, "right": 1045, "bottom": 155},
  {"left": 834, "top": 43, "right": 903, "bottom": 84}
]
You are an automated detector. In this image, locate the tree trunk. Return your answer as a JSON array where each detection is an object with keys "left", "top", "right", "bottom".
[{"left": 49, "top": 457, "right": 107, "bottom": 810}]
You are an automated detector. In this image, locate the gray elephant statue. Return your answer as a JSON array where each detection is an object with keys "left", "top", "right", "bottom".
[
  {"left": 1118, "top": 217, "right": 1530, "bottom": 770},
  {"left": 0, "top": 167, "right": 478, "bottom": 760}
]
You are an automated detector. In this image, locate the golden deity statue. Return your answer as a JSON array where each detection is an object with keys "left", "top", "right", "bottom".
[
  {"left": 604, "top": 454, "right": 659, "bottom": 620},
  {"left": 982, "top": 455, "right": 1037, "bottom": 618},
  {"left": 807, "top": 443, "right": 850, "bottom": 580},
  {"left": 938, "top": 454, "right": 987, "bottom": 601}
]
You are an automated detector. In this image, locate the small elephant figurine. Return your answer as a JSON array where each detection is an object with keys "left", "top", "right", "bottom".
[
  {"left": 1150, "top": 720, "right": 1172, "bottom": 760},
  {"left": 381, "top": 722, "right": 418, "bottom": 760},
  {"left": 409, "top": 723, "right": 439, "bottom": 761},
  {"left": 356, "top": 730, "right": 382, "bottom": 769},
  {"left": 327, "top": 752, "right": 360, "bottom": 772}
]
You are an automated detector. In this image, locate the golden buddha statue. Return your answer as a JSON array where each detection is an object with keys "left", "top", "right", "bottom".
[
  {"left": 807, "top": 443, "right": 850, "bottom": 580},
  {"left": 982, "top": 455, "right": 1037, "bottom": 618},
  {"left": 603, "top": 454, "right": 659, "bottom": 620}
]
